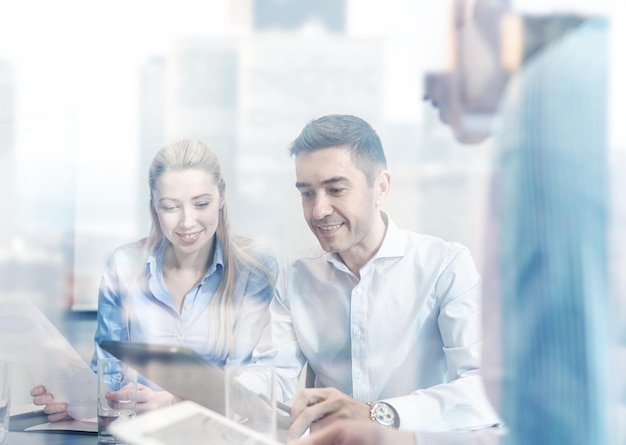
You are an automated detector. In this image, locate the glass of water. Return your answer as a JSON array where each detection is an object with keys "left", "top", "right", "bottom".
[{"left": 97, "top": 358, "right": 137, "bottom": 444}]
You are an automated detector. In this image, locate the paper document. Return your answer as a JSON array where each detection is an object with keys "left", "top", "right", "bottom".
[
  {"left": 0, "top": 295, "right": 97, "bottom": 420},
  {"left": 24, "top": 419, "right": 98, "bottom": 433},
  {"left": 10, "top": 402, "right": 43, "bottom": 417}
]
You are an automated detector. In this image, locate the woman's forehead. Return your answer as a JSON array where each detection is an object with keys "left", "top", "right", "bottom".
[{"left": 154, "top": 169, "right": 218, "bottom": 194}]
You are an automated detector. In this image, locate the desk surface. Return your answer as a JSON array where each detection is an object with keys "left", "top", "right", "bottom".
[{"left": 9, "top": 430, "right": 97, "bottom": 445}]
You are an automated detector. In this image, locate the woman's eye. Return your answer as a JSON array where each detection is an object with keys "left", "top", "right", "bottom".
[{"left": 196, "top": 202, "right": 210, "bottom": 208}]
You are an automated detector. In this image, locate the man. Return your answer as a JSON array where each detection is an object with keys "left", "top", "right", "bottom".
[{"left": 246, "top": 114, "right": 499, "bottom": 441}]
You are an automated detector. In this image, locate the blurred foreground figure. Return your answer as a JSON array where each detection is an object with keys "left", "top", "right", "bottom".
[
  {"left": 426, "top": 0, "right": 613, "bottom": 444},
  {"left": 489, "top": 14, "right": 610, "bottom": 445}
]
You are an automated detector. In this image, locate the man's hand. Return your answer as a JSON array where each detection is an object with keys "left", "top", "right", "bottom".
[
  {"left": 289, "top": 419, "right": 417, "bottom": 445},
  {"left": 287, "top": 387, "right": 371, "bottom": 441},
  {"left": 30, "top": 385, "right": 73, "bottom": 423}
]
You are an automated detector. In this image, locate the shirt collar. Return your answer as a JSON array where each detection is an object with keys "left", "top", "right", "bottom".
[
  {"left": 204, "top": 239, "right": 225, "bottom": 281},
  {"left": 327, "top": 211, "right": 406, "bottom": 271},
  {"left": 373, "top": 212, "right": 405, "bottom": 260}
]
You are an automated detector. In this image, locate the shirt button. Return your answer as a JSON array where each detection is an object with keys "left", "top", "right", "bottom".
[
  {"left": 354, "top": 329, "right": 361, "bottom": 337},
  {"left": 184, "top": 305, "right": 191, "bottom": 311},
  {"left": 355, "top": 288, "right": 361, "bottom": 295},
  {"left": 356, "top": 371, "right": 364, "bottom": 379},
  {"left": 176, "top": 335, "right": 182, "bottom": 342}
]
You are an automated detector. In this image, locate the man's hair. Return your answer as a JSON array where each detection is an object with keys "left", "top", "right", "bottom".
[{"left": 289, "top": 114, "right": 387, "bottom": 185}]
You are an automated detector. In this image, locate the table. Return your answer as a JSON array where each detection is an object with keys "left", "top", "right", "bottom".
[
  {"left": 9, "top": 431, "right": 97, "bottom": 445},
  {"left": 9, "top": 410, "right": 97, "bottom": 445}
]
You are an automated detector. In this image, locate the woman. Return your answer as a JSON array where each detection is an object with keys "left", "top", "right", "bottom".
[{"left": 31, "top": 140, "right": 277, "bottom": 421}]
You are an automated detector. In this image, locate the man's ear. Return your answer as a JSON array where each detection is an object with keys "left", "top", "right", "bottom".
[{"left": 375, "top": 170, "right": 391, "bottom": 206}]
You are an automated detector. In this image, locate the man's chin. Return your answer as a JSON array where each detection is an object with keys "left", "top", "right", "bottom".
[
  {"left": 318, "top": 243, "right": 338, "bottom": 253},
  {"left": 315, "top": 237, "right": 341, "bottom": 254},
  {"left": 454, "top": 127, "right": 492, "bottom": 145}
]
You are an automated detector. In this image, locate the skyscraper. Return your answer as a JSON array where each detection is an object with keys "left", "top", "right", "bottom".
[
  {"left": 253, "top": 0, "right": 346, "bottom": 33},
  {"left": 164, "top": 38, "right": 239, "bottom": 191},
  {"left": 138, "top": 56, "right": 167, "bottom": 235}
]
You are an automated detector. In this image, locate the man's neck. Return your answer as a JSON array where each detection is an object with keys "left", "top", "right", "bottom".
[{"left": 339, "top": 212, "right": 389, "bottom": 278}]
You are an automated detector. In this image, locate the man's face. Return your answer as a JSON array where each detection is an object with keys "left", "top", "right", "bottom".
[
  {"left": 294, "top": 146, "right": 388, "bottom": 262},
  {"left": 424, "top": 0, "right": 509, "bottom": 144}
]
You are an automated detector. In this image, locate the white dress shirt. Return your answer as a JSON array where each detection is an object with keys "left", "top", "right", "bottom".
[{"left": 251, "top": 214, "right": 500, "bottom": 432}]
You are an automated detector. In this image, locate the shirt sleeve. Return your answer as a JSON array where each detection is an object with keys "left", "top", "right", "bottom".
[
  {"left": 90, "top": 251, "right": 131, "bottom": 373},
  {"left": 385, "top": 248, "right": 501, "bottom": 432}
]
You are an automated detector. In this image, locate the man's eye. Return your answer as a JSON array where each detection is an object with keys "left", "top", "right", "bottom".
[
  {"left": 329, "top": 188, "right": 346, "bottom": 195},
  {"left": 300, "top": 191, "right": 314, "bottom": 199}
]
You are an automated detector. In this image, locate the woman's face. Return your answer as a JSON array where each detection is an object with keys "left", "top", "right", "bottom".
[{"left": 152, "top": 168, "right": 223, "bottom": 261}]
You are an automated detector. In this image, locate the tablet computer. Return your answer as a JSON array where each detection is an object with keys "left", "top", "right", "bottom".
[
  {"left": 99, "top": 340, "right": 227, "bottom": 414},
  {"left": 108, "top": 400, "right": 282, "bottom": 445},
  {"left": 99, "top": 340, "right": 292, "bottom": 431}
]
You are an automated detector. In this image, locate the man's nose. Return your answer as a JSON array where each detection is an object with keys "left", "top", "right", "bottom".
[
  {"left": 423, "top": 71, "right": 456, "bottom": 104},
  {"left": 312, "top": 194, "right": 333, "bottom": 220}
]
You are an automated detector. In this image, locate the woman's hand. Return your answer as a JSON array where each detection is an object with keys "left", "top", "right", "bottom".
[
  {"left": 30, "top": 385, "right": 74, "bottom": 423},
  {"left": 109, "top": 383, "right": 176, "bottom": 414},
  {"left": 32, "top": 382, "right": 177, "bottom": 422}
]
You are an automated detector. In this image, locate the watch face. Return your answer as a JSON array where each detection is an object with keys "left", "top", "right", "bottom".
[{"left": 373, "top": 403, "right": 396, "bottom": 427}]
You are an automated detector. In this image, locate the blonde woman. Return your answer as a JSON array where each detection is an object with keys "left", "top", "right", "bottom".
[{"left": 32, "top": 140, "right": 277, "bottom": 421}]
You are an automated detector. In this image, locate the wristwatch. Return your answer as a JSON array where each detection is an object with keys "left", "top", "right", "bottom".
[{"left": 368, "top": 401, "right": 399, "bottom": 428}]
